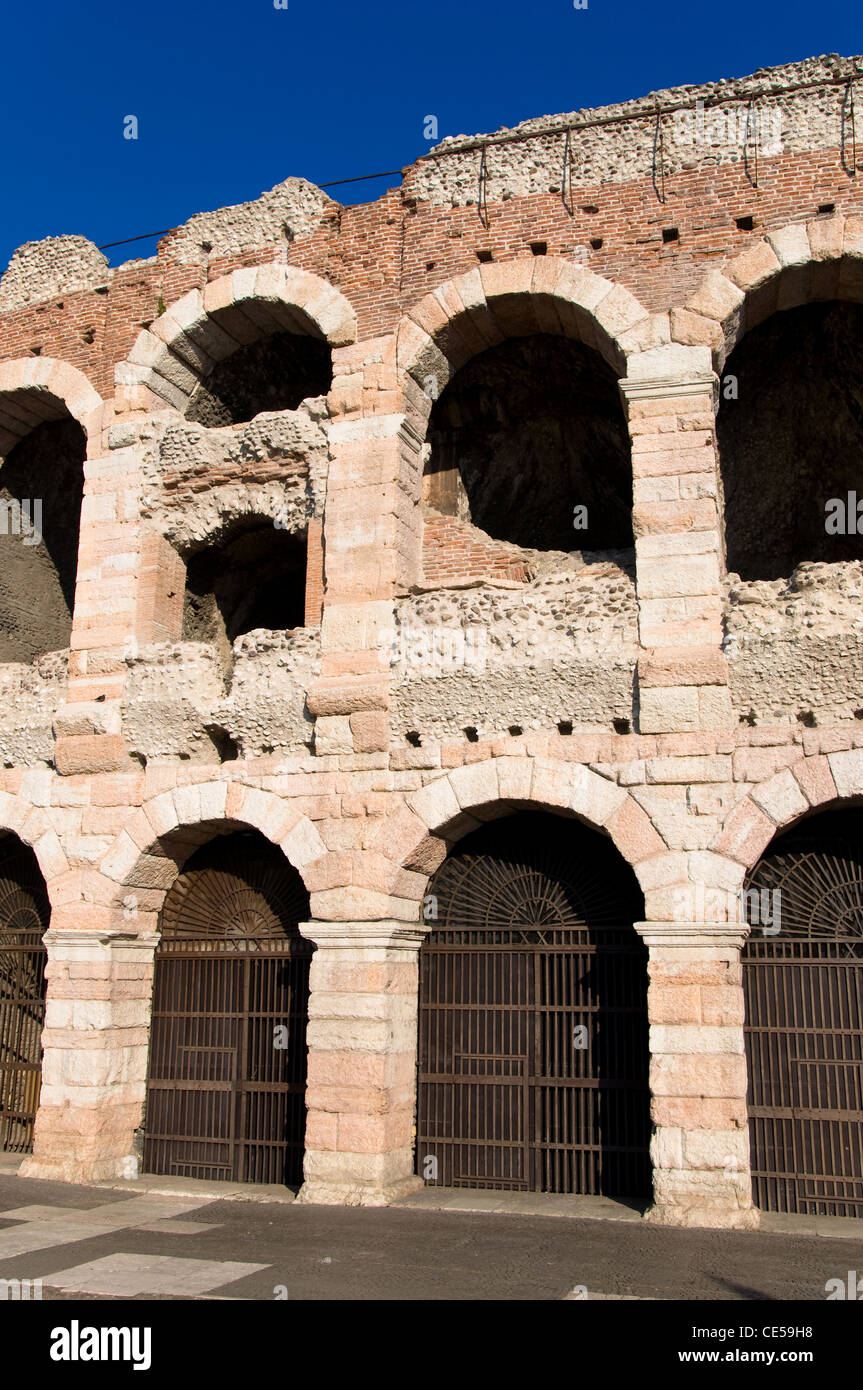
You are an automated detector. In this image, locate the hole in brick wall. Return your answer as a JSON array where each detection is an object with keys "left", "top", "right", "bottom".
[
  {"left": 740, "top": 709, "right": 757, "bottom": 727},
  {"left": 29, "top": 346, "right": 41, "bottom": 355},
  {"left": 0, "top": 415, "right": 85, "bottom": 663},
  {"left": 205, "top": 724, "right": 239, "bottom": 762},
  {"left": 662, "top": 227, "right": 679, "bottom": 243},
  {"left": 184, "top": 329, "right": 333, "bottom": 427},
  {"left": 718, "top": 300, "right": 863, "bottom": 579},
  {"left": 581, "top": 204, "right": 599, "bottom": 214},
  {"left": 464, "top": 726, "right": 479, "bottom": 742},
  {"left": 426, "top": 334, "right": 633, "bottom": 552},
  {"left": 406, "top": 731, "right": 422, "bottom": 747},
  {"left": 854, "top": 709, "right": 863, "bottom": 720},
  {"left": 797, "top": 710, "right": 818, "bottom": 727},
  {"left": 589, "top": 237, "right": 603, "bottom": 250},
  {"left": 81, "top": 326, "right": 96, "bottom": 344},
  {"left": 426, "top": 260, "right": 436, "bottom": 270},
  {"left": 530, "top": 241, "right": 547, "bottom": 256},
  {"left": 557, "top": 720, "right": 573, "bottom": 735},
  {"left": 182, "top": 522, "right": 308, "bottom": 660},
  {"left": 95, "top": 286, "right": 108, "bottom": 294},
  {"left": 476, "top": 250, "right": 494, "bottom": 263},
  {"left": 130, "top": 751, "right": 148, "bottom": 768},
  {"left": 508, "top": 725, "right": 523, "bottom": 736},
  {"left": 613, "top": 717, "right": 631, "bottom": 734},
  {"left": 735, "top": 215, "right": 755, "bottom": 231},
  {"left": 818, "top": 203, "right": 835, "bottom": 215}
]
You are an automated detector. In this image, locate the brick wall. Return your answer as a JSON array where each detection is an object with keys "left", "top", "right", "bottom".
[{"left": 420, "top": 513, "right": 533, "bottom": 585}]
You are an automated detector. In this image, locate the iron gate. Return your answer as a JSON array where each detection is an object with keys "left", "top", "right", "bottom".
[
  {"left": 743, "top": 809, "right": 863, "bottom": 1217},
  {"left": 416, "top": 814, "right": 651, "bottom": 1196},
  {"left": 0, "top": 838, "right": 50, "bottom": 1154},
  {"left": 143, "top": 834, "right": 312, "bottom": 1186}
]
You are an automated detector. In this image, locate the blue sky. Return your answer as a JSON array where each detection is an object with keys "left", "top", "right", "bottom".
[{"left": 1, "top": 0, "right": 859, "bottom": 271}]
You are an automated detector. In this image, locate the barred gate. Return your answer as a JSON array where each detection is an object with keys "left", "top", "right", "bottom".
[
  {"left": 143, "top": 835, "right": 312, "bottom": 1186},
  {"left": 0, "top": 840, "right": 50, "bottom": 1154},
  {"left": 743, "top": 809, "right": 863, "bottom": 1217},
  {"left": 416, "top": 814, "right": 651, "bottom": 1196}
]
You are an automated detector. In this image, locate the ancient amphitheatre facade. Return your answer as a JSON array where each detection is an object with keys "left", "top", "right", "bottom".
[{"left": 0, "top": 53, "right": 862, "bottom": 1229}]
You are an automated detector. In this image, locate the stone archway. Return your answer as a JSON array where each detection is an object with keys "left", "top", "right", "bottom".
[
  {"left": 142, "top": 830, "right": 313, "bottom": 1187},
  {"left": 117, "top": 266, "right": 358, "bottom": 414},
  {"left": 414, "top": 808, "right": 651, "bottom": 1198},
  {"left": 0, "top": 358, "right": 103, "bottom": 458},
  {"left": 297, "top": 759, "right": 669, "bottom": 1209},
  {"left": 740, "top": 801, "right": 863, "bottom": 1217},
  {"left": 22, "top": 786, "right": 326, "bottom": 1183},
  {"left": 385, "top": 260, "right": 660, "bottom": 589},
  {"left": 669, "top": 216, "right": 863, "bottom": 374}
]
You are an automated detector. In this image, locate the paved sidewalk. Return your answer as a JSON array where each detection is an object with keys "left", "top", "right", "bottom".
[{"left": 1, "top": 1172, "right": 860, "bottom": 1300}]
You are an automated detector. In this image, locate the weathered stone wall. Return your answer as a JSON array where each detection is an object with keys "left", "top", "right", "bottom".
[{"left": 1, "top": 53, "right": 862, "bottom": 1228}]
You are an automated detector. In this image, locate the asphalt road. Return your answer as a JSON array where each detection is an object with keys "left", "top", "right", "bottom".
[{"left": 0, "top": 1173, "right": 860, "bottom": 1301}]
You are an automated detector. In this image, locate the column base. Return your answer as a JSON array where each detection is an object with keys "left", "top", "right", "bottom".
[
  {"left": 644, "top": 1202, "right": 760, "bottom": 1231},
  {"left": 18, "top": 1153, "right": 138, "bottom": 1185},
  {"left": 296, "top": 1174, "right": 424, "bottom": 1208}
]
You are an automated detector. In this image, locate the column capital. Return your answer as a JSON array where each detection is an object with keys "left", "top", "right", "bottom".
[
  {"left": 636, "top": 921, "right": 748, "bottom": 951},
  {"left": 300, "top": 920, "right": 426, "bottom": 951},
  {"left": 619, "top": 371, "right": 718, "bottom": 405},
  {"left": 43, "top": 928, "right": 160, "bottom": 952}
]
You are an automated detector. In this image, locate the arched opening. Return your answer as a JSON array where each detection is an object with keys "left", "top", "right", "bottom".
[
  {"left": 143, "top": 830, "right": 312, "bottom": 1186},
  {"left": 0, "top": 835, "right": 50, "bottom": 1154},
  {"left": 743, "top": 805, "right": 863, "bottom": 1217},
  {"left": 184, "top": 330, "right": 333, "bottom": 427},
  {"left": 425, "top": 334, "right": 633, "bottom": 555},
  {"left": 718, "top": 300, "right": 863, "bottom": 581},
  {"left": 415, "top": 810, "right": 650, "bottom": 1197},
  {"left": 0, "top": 413, "right": 86, "bottom": 661},
  {"left": 182, "top": 522, "right": 309, "bottom": 664}
]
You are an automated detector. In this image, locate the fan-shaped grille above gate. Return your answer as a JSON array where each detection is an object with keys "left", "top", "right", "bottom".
[
  {"left": 743, "top": 809, "right": 863, "bottom": 1217},
  {"left": 144, "top": 833, "right": 312, "bottom": 1185},
  {"left": 159, "top": 834, "right": 311, "bottom": 949},
  {"left": 0, "top": 836, "right": 50, "bottom": 1154},
  {"left": 417, "top": 813, "right": 650, "bottom": 1196}
]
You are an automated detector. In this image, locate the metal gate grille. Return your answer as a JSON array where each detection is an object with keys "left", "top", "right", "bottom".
[
  {"left": 143, "top": 835, "right": 312, "bottom": 1186},
  {"left": 0, "top": 839, "right": 50, "bottom": 1154},
  {"left": 416, "top": 814, "right": 651, "bottom": 1196},
  {"left": 743, "top": 809, "right": 863, "bottom": 1217}
]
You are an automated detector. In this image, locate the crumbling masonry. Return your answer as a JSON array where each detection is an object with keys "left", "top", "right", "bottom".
[{"left": 1, "top": 53, "right": 863, "bottom": 1227}]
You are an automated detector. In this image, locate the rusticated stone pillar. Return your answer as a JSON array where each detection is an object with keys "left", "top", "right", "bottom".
[
  {"left": 640, "top": 922, "right": 758, "bottom": 1229},
  {"left": 20, "top": 928, "right": 158, "bottom": 1183},
  {"left": 296, "top": 921, "right": 425, "bottom": 1207}
]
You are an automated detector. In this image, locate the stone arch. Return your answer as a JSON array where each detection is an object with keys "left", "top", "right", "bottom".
[
  {"left": 0, "top": 789, "right": 68, "bottom": 909},
  {"left": 671, "top": 215, "right": 863, "bottom": 373},
  {"left": 0, "top": 358, "right": 103, "bottom": 459},
  {"left": 388, "top": 259, "right": 660, "bottom": 575},
  {"left": 117, "top": 266, "right": 358, "bottom": 413},
  {"left": 392, "top": 258, "right": 661, "bottom": 425},
  {"left": 372, "top": 757, "right": 667, "bottom": 923},
  {"left": 712, "top": 752, "right": 862, "bottom": 873},
  {"left": 98, "top": 782, "right": 327, "bottom": 932}
]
